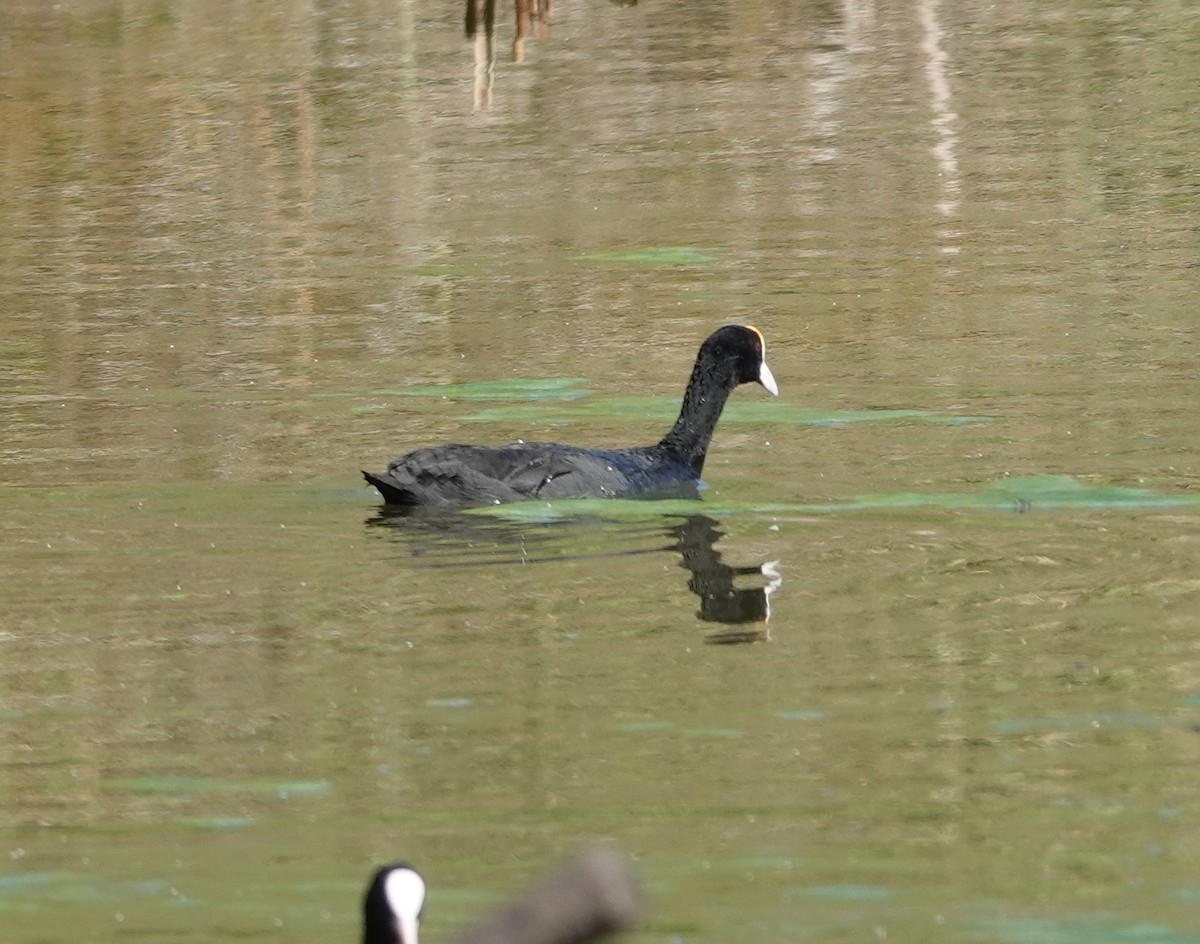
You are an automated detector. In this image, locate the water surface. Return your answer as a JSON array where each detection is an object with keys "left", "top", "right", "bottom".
[{"left": 3, "top": 1, "right": 1200, "bottom": 942}]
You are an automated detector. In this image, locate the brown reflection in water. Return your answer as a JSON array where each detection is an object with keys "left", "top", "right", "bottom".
[
  {"left": 465, "top": 0, "right": 554, "bottom": 108},
  {"left": 465, "top": 0, "right": 553, "bottom": 61}
]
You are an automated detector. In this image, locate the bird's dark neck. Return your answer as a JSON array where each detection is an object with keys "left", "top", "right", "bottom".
[{"left": 657, "top": 358, "right": 737, "bottom": 476}]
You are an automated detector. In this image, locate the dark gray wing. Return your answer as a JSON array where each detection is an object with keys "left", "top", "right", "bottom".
[
  {"left": 500, "top": 445, "right": 635, "bottom": 500},
  {"left": 371, "top": 442, "right": 689, "bottom": 506}
]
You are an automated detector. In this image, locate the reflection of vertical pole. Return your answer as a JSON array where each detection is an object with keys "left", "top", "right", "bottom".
[{"left": 917, "top": 0, "right": 961, "bottom": 232}]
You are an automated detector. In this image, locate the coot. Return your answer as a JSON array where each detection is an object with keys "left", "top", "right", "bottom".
[
  {"left": 362, "top": 863, "right": 425, "bottom": 944},
  {"left": 360, "top": 847, "right": 638, "bottom": 944},
  {"left": 363, "top": 324, "right": 777, "bottom": 507}
]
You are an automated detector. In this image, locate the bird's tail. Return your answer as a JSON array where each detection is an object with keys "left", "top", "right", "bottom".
[{"left": 362, "top": 470, "right": 416, "bottom": 505}]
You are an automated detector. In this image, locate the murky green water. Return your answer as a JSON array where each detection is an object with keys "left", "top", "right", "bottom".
[{"left": 3, "top": 1, "right": 1200, "bottom": 942}]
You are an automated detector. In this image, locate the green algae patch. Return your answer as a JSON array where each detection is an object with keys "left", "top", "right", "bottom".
[
  {"left": 468, "top": 476, "right": 1200, "bottom": 523},
  {"left": 102, "top": 776, "right": 329, "bottom": 797},
  {"left": 573, "top": 246, "right": 718, "bottom": 265}
]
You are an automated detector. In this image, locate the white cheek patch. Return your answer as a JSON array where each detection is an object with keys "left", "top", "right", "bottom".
[{"left": 384, "top": 868, "right": 426, "bottom": 944}]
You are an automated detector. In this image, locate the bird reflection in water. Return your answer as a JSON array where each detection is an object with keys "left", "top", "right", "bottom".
[
  {"left": 671, "top": 515, "right": 782, "bottom": 644},
  {"left": 465, "top": 0, "right": 554, "bottom": 108},
  {"left": 366, "top": 510, "right": 781, "bottom": 643}
]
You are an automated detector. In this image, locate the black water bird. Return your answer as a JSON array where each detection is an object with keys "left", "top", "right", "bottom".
[
  {"left": 361, "top": 847, "right": 638, "bottom": 944},
  {"left": 363, "top": 325, "right": 778, "bottom": 507},
  {"left": 363, "top": 863, "right": 426, "bottom": 944}
]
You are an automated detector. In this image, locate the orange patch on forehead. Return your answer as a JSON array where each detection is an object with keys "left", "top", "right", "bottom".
[{"left": 746, "top": 325, "right": 765, "bottom": 349}]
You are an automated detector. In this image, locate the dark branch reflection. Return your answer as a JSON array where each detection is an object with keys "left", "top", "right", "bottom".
[{"left": 366, "top": 509, "right": 781, "bottom": 641}]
